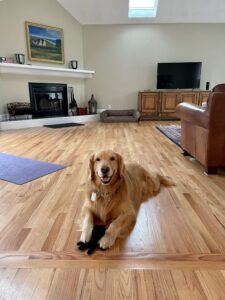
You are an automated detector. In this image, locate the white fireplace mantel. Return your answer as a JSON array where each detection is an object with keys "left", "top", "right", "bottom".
[{"left": 0, "top": 63, "right": 95, "bottom": 79}]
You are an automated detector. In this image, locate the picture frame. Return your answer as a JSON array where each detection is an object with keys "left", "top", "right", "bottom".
[{"left": 25, "top": 21, "right": 65, "bottom": 64}]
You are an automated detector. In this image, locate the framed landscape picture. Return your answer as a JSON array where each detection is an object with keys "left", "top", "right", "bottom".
[{"left": 25, "top": 22, "right": 65, "bottom": 64}]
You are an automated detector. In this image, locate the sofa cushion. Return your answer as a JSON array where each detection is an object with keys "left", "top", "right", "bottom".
[{"left": 107, "top": 110, "right": 135, "bottom": 116}]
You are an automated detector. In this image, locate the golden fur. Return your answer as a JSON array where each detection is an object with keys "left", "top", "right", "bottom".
[{"left": 80, "top": 150, "right": 174, "bottom": 249}]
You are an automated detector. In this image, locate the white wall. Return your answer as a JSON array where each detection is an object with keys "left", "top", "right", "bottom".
[
  {"left": 83, "top": 24, "right": 225, "bottom": 110},
  {"left": 1, "top": 3, "right": 225, "bottom": 115},
  {"left": 0, "top": 0, "right": 85, "bottom": 116}
]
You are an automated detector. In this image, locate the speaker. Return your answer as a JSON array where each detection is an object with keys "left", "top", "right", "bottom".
[{"left": 206, "top": 82, "right": 210, "bottom": 90}]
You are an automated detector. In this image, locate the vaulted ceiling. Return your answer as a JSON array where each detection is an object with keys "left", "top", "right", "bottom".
[{"left": 57, "top": 0, "right": 225, "bottom": 25}]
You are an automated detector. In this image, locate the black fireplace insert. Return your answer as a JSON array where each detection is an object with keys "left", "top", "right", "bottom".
[{"left": 29, "top": 83, "right": 68, "bottom": 118}]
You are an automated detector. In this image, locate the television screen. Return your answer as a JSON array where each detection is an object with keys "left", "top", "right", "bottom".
[{"left": 157, "top": 62, "right": 202, "bottom": 89}]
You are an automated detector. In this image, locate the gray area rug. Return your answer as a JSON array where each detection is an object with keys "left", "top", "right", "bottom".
[
  {"left": 44, "top": 123, "right": 84, "bottom": 128},
  {"left": 156, "top": 125, "right": 181, "bottom": 148},
  {"left": 0, "top": 153, "right": 65, "bottom": 185}
]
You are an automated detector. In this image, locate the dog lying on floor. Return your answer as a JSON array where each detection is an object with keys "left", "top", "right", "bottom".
[{"left": 80, "top": 150, "right": 174, "bottom": 249}]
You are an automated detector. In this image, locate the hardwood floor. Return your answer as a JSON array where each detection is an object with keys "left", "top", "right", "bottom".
[{"left": 0, "top": 121, "right": 225, "bottom": 299}]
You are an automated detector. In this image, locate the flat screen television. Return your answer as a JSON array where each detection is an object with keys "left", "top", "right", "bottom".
[{"left": 157, "top": 62, "right": 202, "bottom": 89}]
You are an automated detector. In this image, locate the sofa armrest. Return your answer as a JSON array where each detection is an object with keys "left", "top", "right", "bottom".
[{"left": 176, "top": 103, "right": 209, "bottom": 129}]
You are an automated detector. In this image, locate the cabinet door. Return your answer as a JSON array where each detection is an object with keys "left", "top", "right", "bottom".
[
  {"left": 141, "top": 93, "right": 158, "bottom": 113},
  {"left": 199, "top": 92, "right": 210, "bottom": 105},
  {"left": 160, "top": 93, "right": 178, "bottom": 113},
  {"left": 179, "top": 92, "right": 198, "bottom": 104}
]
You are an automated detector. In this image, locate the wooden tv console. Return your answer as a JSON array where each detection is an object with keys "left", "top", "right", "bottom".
[{"left": 138, "top": 90, "right": 210, "bottom": 120}]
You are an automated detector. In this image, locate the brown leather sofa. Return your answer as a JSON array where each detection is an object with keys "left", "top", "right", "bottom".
[{"left": 176, "top": 84, "right": 225, "bottom": 174}]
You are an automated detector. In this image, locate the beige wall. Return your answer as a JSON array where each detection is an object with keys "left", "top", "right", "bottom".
[
  {"left": 83, "top": 24, "right": 225, "bottom": 110},
  {"left": 1, "top": 3, "right": 225, "bottom": 116},
  {"left": 0, "top": 0, "right": 85, "bottom": 116}
]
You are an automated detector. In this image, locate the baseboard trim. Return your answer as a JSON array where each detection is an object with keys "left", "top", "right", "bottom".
[{"left": 0, "top": 114, "right": 100, "bottom": 130}]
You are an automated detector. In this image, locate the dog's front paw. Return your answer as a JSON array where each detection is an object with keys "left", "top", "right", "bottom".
[
  {"left": 99, "top": 232, "right": 116, "bottom": 249},
  {"left": 80, "top": 228, "right": 92, "bottom": 243}
]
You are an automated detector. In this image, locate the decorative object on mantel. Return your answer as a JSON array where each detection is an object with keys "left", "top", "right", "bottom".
[
  {"left": 15, "top": 53, "right": 25, "bottom": 64},
  {"left": 0, "top": 57, "right": 13, "bottom": 64},
  {"left": 70, "top": 60, "right": 78, "bottom": 69},
  {"left": 5, "top": 57, "right": 14, "bottom": 63},
  {"left": 88, "top": 94, "right": 97, "bottom": 114},
  {"left": 0, "top": 57, "right": 6, "bottom": 63},
  {"left": 25, "top": 21, "right": 64, "bottom": 64},
  {"left": 69, "top": 87, "right": 78, "bottom": 115}
]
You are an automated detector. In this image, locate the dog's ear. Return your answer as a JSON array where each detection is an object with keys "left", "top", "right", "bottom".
[
  {"left": 116, "top": 153, "right": 125, "bottom": 177},
  {"left": 89, "top": 154, "right": 95, "bottom": 181}
]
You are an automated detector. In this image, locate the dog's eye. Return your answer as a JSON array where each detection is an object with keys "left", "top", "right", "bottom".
[
  {"left": 96, "top": 158, "right": 100, "bottom": 162},
  {"left": 110, "top": 157, "right": 115, "bottom": 161}
]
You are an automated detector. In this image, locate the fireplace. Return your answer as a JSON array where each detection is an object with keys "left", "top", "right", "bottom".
[{"left": 29, "top": 83, "right": 68, "bottom": 118}]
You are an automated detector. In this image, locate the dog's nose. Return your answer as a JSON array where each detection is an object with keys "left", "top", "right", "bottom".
[{"left": 101, "top": 166, "right": 110, "bottom": 175}]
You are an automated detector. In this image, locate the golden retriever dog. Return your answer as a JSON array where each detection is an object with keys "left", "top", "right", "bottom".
[{"left": 80, "top": 150, "right": 174, "bottom": 249}]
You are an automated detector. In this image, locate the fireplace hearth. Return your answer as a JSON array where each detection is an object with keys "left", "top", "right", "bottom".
[{"left": 29, "top": 83, "right": 68, "bottom": 118}]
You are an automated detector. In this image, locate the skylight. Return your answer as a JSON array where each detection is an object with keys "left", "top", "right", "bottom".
[{"left": 128, "top": 0, "right": 158, "bottom": 18}]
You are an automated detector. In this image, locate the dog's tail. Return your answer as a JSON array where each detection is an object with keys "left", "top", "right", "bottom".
[{"left": 159, "top": 175, "right": 175, "bottom": 187}]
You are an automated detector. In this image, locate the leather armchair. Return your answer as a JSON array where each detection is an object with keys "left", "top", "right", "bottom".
[{"left": 176, "top": 84, "right": 225, "bottom": 174}]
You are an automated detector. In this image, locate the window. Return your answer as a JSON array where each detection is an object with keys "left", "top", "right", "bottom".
[{"left": 128, "top": 0, "right": 158, "bottom": 18}]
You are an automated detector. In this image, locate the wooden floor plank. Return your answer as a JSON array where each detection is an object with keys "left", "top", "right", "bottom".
[
  {"left": 0, "top": 268, "right": 224, "bottom": 300},
  {"left": 0, "top": 121, "right": 225, "bottom": 299}
]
